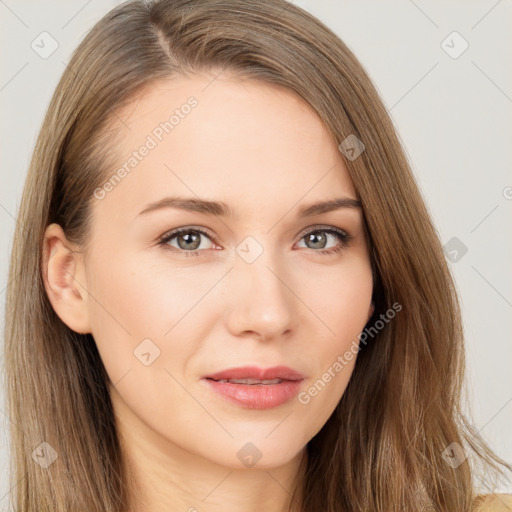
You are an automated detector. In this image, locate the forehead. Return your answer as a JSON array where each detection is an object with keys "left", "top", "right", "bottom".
[{"left": 95, "top": 72, "right": 358, "bottom": 221}]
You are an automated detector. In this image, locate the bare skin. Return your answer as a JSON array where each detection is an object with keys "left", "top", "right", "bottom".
[{"left": 42, "top": 71, "right": 374, "bottom": 512}]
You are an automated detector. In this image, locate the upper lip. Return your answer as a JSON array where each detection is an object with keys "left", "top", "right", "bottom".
[{"left": 204, "top": 365, "right": 304, "bottom": 381}]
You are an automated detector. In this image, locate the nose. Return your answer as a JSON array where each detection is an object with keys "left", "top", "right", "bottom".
[{"left": 224, "top": 250, "right": 296, "bottom": 342}]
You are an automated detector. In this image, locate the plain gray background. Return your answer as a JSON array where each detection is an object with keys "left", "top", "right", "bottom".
[{"left": 1, "top": 0, "right": 511, "bottom": 505}]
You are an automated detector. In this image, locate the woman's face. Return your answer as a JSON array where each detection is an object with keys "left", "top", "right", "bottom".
[{"left": 80, "top": 73, "right": 374, "bottom": 470}]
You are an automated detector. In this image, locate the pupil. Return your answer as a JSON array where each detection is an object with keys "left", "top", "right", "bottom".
[
  {"left": 178, "top": 232, "right": 200, "bottom": 250},
  {"left": 307, "top": 232, "right": 326, "bottom": 249}
]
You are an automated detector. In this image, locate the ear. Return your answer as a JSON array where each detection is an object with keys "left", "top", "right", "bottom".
[{"left": 41, "top": 223, "right": 91, "bottom": 334}]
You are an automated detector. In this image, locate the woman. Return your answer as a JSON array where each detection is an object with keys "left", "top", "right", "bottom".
[{"left": 3, "top": 0, "right": 511, "bottom": 510}]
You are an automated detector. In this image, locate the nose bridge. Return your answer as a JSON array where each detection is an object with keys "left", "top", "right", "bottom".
[{"left": 225, "top": 237, "right": 295, "bottom": 339}]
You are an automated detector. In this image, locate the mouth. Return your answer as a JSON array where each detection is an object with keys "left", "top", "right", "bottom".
[{"left": 201, "top": 366, "right": 305, "bottom": 409}]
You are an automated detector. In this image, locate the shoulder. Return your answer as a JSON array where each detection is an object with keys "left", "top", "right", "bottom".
[{"left": 473, "top": 494, "right": 512, "bottom": 511}]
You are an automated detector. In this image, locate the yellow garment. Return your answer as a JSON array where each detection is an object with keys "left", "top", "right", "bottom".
[{"left": 474, "top": 494, "right": 512, "bottom": 511}]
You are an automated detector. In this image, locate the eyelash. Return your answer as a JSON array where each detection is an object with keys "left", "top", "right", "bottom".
[{"left": 157, "top": 225, "right": 353, "bottom": 257}]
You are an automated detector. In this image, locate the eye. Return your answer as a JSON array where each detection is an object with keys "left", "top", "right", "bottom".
[
  {"left": 157, "top": 225, "right": 353, "bottom": 257},
  {"left": 296, "top": 226, "right": 353, "bottom": 255},
  {"left": 158, "top": 227, "right": 217, "bottom": 256}
]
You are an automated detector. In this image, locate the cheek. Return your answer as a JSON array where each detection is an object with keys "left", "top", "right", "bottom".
[
  {"left": 304, "top": 256, "right": 373, "bottom": 335},
  {"left": 295, "top": 259, "right": 373, "bottom": 415},
  {"left": 85, "top": 248, "right": 225, "bottom": 379}
]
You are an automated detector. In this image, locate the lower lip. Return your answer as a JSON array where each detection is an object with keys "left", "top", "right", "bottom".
[{"left": 202, "top": 378, "right": 303, "bottom": 409}]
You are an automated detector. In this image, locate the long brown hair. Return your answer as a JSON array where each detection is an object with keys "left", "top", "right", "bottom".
[{"left": 4, "top": 0, "right": 510, "bottom": 510}]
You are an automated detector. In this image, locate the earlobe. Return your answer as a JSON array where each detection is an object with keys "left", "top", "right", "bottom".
[{"left": 42, "top": 223, "right": 91, "bottom": 334}]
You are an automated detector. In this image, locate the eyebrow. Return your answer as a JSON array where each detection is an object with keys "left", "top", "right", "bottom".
[{"left": 136, "top": 196, "right": 361, "bottom": 219}]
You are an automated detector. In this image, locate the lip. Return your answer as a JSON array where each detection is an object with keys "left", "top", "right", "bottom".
[
  {"left": 202, "top": 365, "right": 305, "bottom": 409},
  {"left": 205, "top": 365, "right": 304, "bottom": 382}
]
